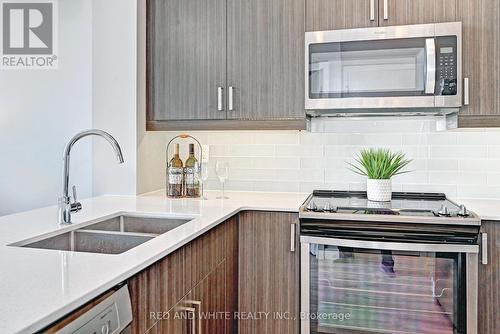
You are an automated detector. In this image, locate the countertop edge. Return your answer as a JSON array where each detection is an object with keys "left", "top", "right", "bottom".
[
  {"left": 22, "top": 205, "right": 301, "bottom": 334},
  {"left": 6, "top": 192, "right": 500, "bottom": 333}
]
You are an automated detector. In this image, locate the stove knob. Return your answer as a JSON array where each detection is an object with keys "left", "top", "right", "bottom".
[
  {"left": 323, "top": 202, "right": 332, "bottom": 212},
  {"left": 306, "top": 201, "right": 317, "bottom": 211},
  {"left": 457, "top": 205, "right": 469, "bottom": 217},
  {"left": 101, "top": 324, "right": 110, "bottom": 334},
  {"left": 438, "top": 204, "right": 450, "bottom": 217}
]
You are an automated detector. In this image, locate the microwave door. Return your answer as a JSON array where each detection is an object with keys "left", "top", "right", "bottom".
[
  {"left": 308, "top": 40, "right": 429, "bottom": 98},
  {"left": 305, "top": 22, "right": 463, "bottom": 112},
  {"left": 306, "top": 36, "right": 437, "bottom": 110}
]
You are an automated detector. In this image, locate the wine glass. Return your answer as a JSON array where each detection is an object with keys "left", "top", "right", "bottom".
[
  {"left": 199, "top": 162, "right": 210, "bottom": 200},
  {"left": 215, "top": 161, "right": 229, "bottom": 199}
]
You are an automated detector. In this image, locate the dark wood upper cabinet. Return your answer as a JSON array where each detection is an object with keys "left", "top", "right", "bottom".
[
  {"left": 147, "top": 0, "right": 226, "bottom": 122},
  {"left": 378, "top": 0, "right": 458, "bottom": 26},
  {"left": 457, "top": 0, "right": 500, "bottom": 127},
  {"left": 227, "top": 0, "right": 305, "bottom": 121},
  {"left": 304, "top": 0, "right": 500, "bottom": 127},
  {"left": 147, "top": 0, "right": 306, "bottom": 131},
  {"left": 305, "top": 0, "right": 457, "bottom": 32},
  {"left": 147, "top": 0, "right": 500, "bottom": 129},
  {"left": 306, "top": 0, "right": 379, "bottom": 31}
]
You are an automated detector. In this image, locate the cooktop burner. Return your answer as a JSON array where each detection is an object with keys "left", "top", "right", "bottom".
[{"left": 300, "top": 190, "right": 479, "bottom": 224}]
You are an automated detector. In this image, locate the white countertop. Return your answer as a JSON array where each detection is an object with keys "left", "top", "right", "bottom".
[
  {"left": 1, "top": 191, "right": 499, "bottom": 333},
  {"left": 455, "top": 198, "right": 500, "bottom": 221},
  {"left": 0, "top": 190, "right": 308, "bottom": 334}
]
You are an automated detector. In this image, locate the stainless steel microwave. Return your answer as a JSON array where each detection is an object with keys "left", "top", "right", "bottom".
[{"left": 305, "top": 22, "right": 462, "bottom": 115}]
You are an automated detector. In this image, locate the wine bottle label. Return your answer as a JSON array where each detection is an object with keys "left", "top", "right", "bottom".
[
  {"left": 186, "top": 167, "right": 199, "bottom": 187},
  {"left": 168, "top": 167, "right": 183, "bottom": 185}
]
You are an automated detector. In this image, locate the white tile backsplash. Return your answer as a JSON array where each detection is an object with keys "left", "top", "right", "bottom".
[
  {"left": 427, "top": 159, "right": 458, "bottom": 171},
  {"left": 276, "top": 144, "right": 324, "bottom": 157},
  {"left": 430, "top": 145, "right": 488, "bottom": 159},
  {"left": 140, "top": 118, "right": 500, "bottom": 199},
  {"left": 486, "top": 172, "right": 500, "bottom": 186},
  {"left": 487, "top": 146, "right": 500, "bottom": 158},
  {"left": 227, "top": 144, "right": 275, "bottom": 157}
]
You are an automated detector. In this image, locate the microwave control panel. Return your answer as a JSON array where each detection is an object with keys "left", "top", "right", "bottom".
[{"left": 435, "top": 36, "right": 458, "bottom": 96}]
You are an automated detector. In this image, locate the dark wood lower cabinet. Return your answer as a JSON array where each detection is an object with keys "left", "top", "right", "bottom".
[
  {"left": 478, "top": 221, "right": 500, "bottom": 334},
  {"left": 187, "top": 260, "right": 228, "bottom": 333},
  {"left": 52, "top": 211, "right": 500, "bottom": 334},
  {"left": 126, "top": 216, "right": 238, "bottom": 333},
  {"left": 127, "top": 262, "right": 161, "bottom": 333},
  {"left": 47, "top": 211, "right": 299, "bottom": 334},
  {"left": 238, "top": 211, "right": 300, "bottom": 334}
]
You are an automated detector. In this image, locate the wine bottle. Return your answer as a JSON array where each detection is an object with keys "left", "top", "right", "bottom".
[
  {"left": 167, "top": 143, "right": 183, "bottom": 197},
  {"left": 184, "top": 143, "right": 200, "bottom": 198}
]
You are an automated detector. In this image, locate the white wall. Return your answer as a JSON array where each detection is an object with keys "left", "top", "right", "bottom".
[
  {"left": 91, "top": 0, "right": 137, "bottom": 196},
  {"left": 0, "top": 0, "right": 139, "bottom": 216},
  {"left": 0, "top": 1, "right": 93, "bottom": 216},
  {"left": 136, "top": 0, "right": 149, "bottom": 195},
  {"left": 138, "top": 118, "right": 500, "bottom": 200}
]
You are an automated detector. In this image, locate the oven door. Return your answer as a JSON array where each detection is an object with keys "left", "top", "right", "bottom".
[
  {"left": 300, "top": 236, "right": 478, "bottom": 334},
  {"left": 305, "top": 22, "right": 462, "bottom": 111}
]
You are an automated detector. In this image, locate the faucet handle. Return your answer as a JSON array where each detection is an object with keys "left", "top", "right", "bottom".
[
  {"left": 72, "top": 185, "right": 78, "bottom": 202},
  {"left": 70, "top": 185, "right": 82, "bottom": 213}
]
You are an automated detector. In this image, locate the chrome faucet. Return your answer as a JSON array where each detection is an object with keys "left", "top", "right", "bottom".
[{"left": 59, "top": 129, "right": 124, "bottom": 224}]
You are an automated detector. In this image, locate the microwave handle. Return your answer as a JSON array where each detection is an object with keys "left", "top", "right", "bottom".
[{"left": 425, "top": 38, "right": 436, "bottom": 94}]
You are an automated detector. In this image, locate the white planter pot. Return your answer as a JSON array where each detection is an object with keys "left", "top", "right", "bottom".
[{"left": 366, "top": 179, "right": 392, "bottom": 202}]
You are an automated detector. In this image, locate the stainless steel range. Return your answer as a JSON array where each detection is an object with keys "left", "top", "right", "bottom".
[{"left": 299, "top": 190, "right": 484, "bottom": 334}]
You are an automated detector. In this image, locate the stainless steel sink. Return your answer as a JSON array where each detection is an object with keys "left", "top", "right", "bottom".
[
  {"left": 22, "top": 230, "right": 155, "bottom": 255},
  {"left": 15, "top": 215, "right": 193, "bottom": 254},
  {"left": 81, "top": 215, "right": 191, "bottom": 235}
]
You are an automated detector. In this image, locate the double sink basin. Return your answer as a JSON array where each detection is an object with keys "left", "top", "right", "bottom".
[{"left": 13, "top": 214, "right": 193, "bottom": 255}]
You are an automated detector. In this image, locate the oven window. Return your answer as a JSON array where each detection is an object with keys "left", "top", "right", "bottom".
[
  {"left": 308, "top": 38, "right": 430, "bottom": 99},
  {"left": 308, "top": 244, "right": 465, "bottom": 334}
]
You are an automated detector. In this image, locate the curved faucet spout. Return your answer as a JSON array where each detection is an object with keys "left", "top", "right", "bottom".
[
  {"left": 59, "top": 129, "right": 124, "bottom": 224},
  {"left": 63, "top": 129, "right": 124, "bottom": 165}
]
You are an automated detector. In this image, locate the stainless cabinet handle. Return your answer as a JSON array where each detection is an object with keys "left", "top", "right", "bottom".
[
  {"left": 482, "top": 233, "right": 488, "bottom": 265},
  {"left": 290, "top": 223, "right": 296, "bottom": 252},
  {"left": 369, "top": 0, "right": 375, "bottom": 21},
  {"left": 177, "top": 306, "right": 196, "bottom": 334},
  {"left": 186, "top": 300, "right": 202, "bottom": 334},
  {"left": 217, "top": 86, "right": 224, "bottom": 111},
  {"left": 228, "top": 86, "right": 234, "bottom": 111},
  {"left": 383, "top": 0, "right": 389, "bottom": 20},
  {"left": 464, "top": 77, "right": 469, "bottom": 106}
]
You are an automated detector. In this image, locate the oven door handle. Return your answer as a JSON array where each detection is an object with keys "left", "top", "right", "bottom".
[
  {"left": 300, "top": 236, "right": 479, "bottom": 253},
  {"left": 425, "top": 38, "right": 436, "bottom": 94}
]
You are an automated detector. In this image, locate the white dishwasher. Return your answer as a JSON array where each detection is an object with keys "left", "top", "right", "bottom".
[{"left": 44, "top": 284, "right": 132, "bottom": 334}]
